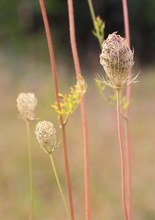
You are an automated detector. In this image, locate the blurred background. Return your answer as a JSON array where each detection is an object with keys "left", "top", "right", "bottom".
[
  {"left": 0, "top": 0, "right": 155, "bottom": 65},
  {"left": 0, "top": 0, "right": 155, "bottom": 219}
]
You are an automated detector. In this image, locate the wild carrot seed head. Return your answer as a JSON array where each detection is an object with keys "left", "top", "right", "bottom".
[
  {"left": 35, "top": 120, "right": 57, "bottom": 154},
  {"left": 16, "top": 93, "right": 37, "bottom": 121},
  {"left": 100, "top": 32, "right": 134, "bottom": 89}
]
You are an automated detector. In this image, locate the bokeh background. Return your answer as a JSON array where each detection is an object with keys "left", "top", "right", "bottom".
[{"left": 0, "top": 0, "right": 155, "bottom": 219}]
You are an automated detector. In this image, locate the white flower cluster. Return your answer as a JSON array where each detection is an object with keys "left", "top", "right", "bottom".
[
  {"left": 35, "top": 121, "right": 57, "bottom": 154},
  {"left": 16, "top": 93, "right": 37, "bottom": 120}
]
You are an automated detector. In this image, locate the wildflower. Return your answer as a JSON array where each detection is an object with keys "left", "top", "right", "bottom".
[
  {"left": 52, "top": 76, "right": 87, "bottom": 124},
  {"left": 35, "top": 121, "right": 57, "bottom": 154},
  {"left": 100, "top": 32, "right": 134, "bottom": 89},
  {"left": 16, "top": 93, "right": 37, "bottom": 121}
]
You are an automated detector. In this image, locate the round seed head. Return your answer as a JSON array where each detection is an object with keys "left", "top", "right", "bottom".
[
  {"left": 16, "top": 93, "right": 37, "bottom": 121},
  {"left": 100, "top": 32, "right": 134, "bottom": 88},
  {"left": 35, "top": 120, "right": 57, "bottom": 154}
]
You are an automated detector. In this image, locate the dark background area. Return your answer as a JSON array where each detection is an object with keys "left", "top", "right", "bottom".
[{"left": 0, "top": 0, "right": 155, "bottom": 65}]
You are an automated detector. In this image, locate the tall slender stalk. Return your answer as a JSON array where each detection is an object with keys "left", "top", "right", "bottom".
[
  {"left": 124, "top": 119, "right": 131, "bottom": 220},
  {"left": 87, "top": 0, "right": 96, "bottom": 24},
  {"left": 67, "top": 1, "right": 90, "bottom": 220},
  {"left": 122, "top": 1, "right": 132, "bottom": 219},
  {"left": 39, "top": 1, "right": 75, "bottom": 219},
  {"left": 122, "top": 0, "right": 130, "bottom": 47},
  {"left": 116, "top": 89, "right": 128, "bottom": 220},
  {"left": 49, "top": 154, "right": 70, "bottom": 219},
  {"left": 26, "top": 120, "right": 33, "bottom": 220}
]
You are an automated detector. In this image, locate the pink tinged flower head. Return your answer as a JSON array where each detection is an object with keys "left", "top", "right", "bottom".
[{"left": 100, "top": 32, "right": 134, "bottom": 88}]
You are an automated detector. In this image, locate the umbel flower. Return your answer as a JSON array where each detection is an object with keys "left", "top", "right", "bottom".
[
  {"left": 35, "top": 121, "right": 58, "bottom": 154},
  {"left": 100, "top": 32, "right": 134, "bottom": 89},
  {"left": 16, "top": 93, "right": 37, "bottom": 121}
]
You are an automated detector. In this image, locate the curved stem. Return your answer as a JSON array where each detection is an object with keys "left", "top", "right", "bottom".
[
  {"left": 116, "top": 90, "right": 128, "bottom": 220},
  {"left": 49, "top": 154, "right": 70, "bottom": 219},
  {"left": 26, "top": 120, "right": 33, "bottom": 220},
  {"left": 122, "top": 1, "right": 132, "bottom": 219},
  {"left": 39, "top": 1, "right": 75, "bottom": 220},
  {"left": 67, "top": 1, "right": 90, "bottom": 220}
]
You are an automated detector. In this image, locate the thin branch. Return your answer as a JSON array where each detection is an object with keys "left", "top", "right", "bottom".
[
  {"left": 67, "top": 0, "right": 81, "bottom": 78},
  {"left": 26, "top": 120, "right": 33, "bottom": 220},
  {"left": 67, "top": 0, "right": 90, "bottom": 220},
  {"left": 116, "top": 89, "right": 128, "bottom": 220},
  {"left": 87, "top": 0, "right": 96, "bottom": 22},
  {"left": 49, "top": 154, "right": 70, "bottom": 219},
  {"left": 122, "top": 1, "right": 132, "bottom": 219},
  {"left": 122, "top": 0, "right": 130, "bottom": 47},
  {"left": 39, "top": 1, "right": 75, "bottom": 219}
]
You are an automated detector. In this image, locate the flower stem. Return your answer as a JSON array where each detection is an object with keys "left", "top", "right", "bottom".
[
  {"left": 26, "top": 120, "right": 33, "bottom": 220},
  {"left": 39, "top": 1, "right": 75, "bottom": 220},
  {"left": 49, "top": 154, "right": 70, "bottom": 219},
  {"left": 124, "top": 119, "right": 131, "bottom": 220},
  {"left": 87, "top": 0, "right": 96, "bottom": 23},
  {"left": 122, "top": 1, "right": 132, "bottom": 219},
  {"left": 87, "top": 0, "right": 102, "bottom": 49},
  {"left": 122, "top": 0, "right": 130, "bottom": 47},
  {"left": 116, "top": 89, "right": 128, "bottom": 220},
  {"left": 88, "top": 0, "right": 104, "bottom": 50},
  {"left": 67, "top": 1, "right": 90, "bottom": 220}
]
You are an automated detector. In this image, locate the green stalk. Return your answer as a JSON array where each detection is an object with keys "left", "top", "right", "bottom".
[
  {"left": 49, "top": 154, "right": 70, "bottom": 220},
  {"left": 87, "top": 0, "right": 96, "bottom": 22},
  {"left": 87, "top": 0, "right": 103, "bottom": 49},
  {"left": 26, "top": 120, "right": 33, "bottom": 220}
]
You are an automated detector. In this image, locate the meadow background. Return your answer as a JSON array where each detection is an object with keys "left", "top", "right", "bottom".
[{"left": 0, "top": 0, "right": 155, "bottom": 219}]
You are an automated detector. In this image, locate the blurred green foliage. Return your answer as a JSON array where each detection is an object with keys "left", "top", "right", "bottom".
[{"left": 0, "top": 0, "right": 155, "bottom": 64}]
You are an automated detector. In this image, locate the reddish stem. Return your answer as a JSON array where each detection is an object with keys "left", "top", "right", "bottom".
[
  {"left": 39, "top": 1, "right": 75, "bottom": 219},
  {"left": 67, "top": 0, "right": 90, "bottom": 220},
  {"left": 116, "top": 90, "right": 128, "bottom": 220},
  {"left": 122, "top": 0, "right": 132, "bottom": 219},
  {"left": 125, "top": 119, "right": 131, "bottom": 220},
  {"left": 80, "top": 98, "right": 90, "bottom": 220},
  {"left": 122, "top": 0, "right": 131, "bottom": 103},
  {"left": 122, "top": 0, "right": 130, "bottom": 47},
  {"left": 67, "top": 0, "right": 81, "bottom": 78}
]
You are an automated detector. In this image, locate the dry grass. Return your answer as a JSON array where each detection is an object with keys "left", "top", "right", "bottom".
[{"left": 0, "top": 50, "right": 155, "bottom": 219}]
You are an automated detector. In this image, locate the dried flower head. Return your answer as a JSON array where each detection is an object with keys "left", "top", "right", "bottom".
[
  {"left": 100, "top": 32, "right": 134, "bottom": 89},
  {"left": 35, "top": 121, "right": 57, "bottom": 154},
  {"left": 16, "top": 93, "right": 37, "bottom": 120}
]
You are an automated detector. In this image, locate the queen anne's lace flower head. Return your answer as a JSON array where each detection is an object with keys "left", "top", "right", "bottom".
[
  {"left": 16, "top": 93, "right": 37, "bottom": 120},
  {"left": 35, "top": 121, "right": 57, "bottom": 154},
  {"left": 100, "top": 32, "right": 134, "bottom": 89}
]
